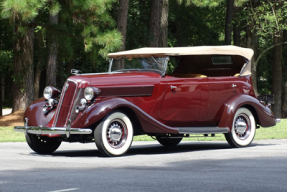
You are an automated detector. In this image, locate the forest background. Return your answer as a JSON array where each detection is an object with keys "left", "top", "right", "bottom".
[{"left": 0, "top": 0, "right": 287, "bottom": 118}]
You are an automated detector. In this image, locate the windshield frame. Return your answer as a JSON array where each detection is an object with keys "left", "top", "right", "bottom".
[{"left": 108, "top": 56, "right": 169, "bottom": 76}]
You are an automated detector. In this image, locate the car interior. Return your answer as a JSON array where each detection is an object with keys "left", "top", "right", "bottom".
[{"left": 169, "top": 55, "right": 247, "bottom": 77}]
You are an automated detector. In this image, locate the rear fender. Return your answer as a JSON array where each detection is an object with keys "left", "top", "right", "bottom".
[
  {"left": 71, "top": 97, "right": 179, "bottom": 134},
  {"left": 218, "top": 94, "right": 276, "bottom": 130}
]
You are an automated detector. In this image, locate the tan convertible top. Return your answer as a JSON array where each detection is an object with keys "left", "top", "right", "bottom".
[
  {"left": 108, "top": 45, "right": 254, "bottom": 60},
  {"left": 108, "top": 46, "right": 254, "bottom": 76}
]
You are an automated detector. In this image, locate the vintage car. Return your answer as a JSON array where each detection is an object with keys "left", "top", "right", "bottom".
[{"left": 14, "top": 46, "right": 278, "bottom": 156}]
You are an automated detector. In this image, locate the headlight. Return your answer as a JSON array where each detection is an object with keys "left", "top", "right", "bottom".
[
  {"left": 43, "top": 86, "right": 61, "bottom": 99},
  {"left": 84, "top": 87, "right": 101, "bottom": 101},
  {"left": 44, "top": 86, "right": 53, "bottom": 99},
  {"left": 84, "top": 87, "right": 94, "bottom": 101}
]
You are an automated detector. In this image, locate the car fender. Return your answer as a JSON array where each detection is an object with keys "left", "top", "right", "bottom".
[
  {"left": 218, "top": 94, "right": 276, "bottom": 130},
  {"left": 71, "top": 97, "right": 179, "bottom": 134},
  {"left": 24, "top": 97, "right": 56, "bottom": 126}
]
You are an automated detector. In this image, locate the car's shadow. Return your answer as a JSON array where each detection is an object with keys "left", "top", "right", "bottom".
[{"left": 35, "top": 141, "right": 273, "bottom": 158}]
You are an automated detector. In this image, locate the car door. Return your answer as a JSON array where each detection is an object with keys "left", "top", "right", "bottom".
[
  {"left": 207, "top": 76, "right": 239, "bottom": 124},
  {"left": 159, "top": 77, "right": 208, "bottom": 127}
]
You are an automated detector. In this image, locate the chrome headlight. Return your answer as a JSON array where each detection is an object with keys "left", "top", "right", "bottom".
[
  {"left": 43, "top": 86, "right": 53, "bottom": 99},
  {"left": 84, "top": 87, "right": 101, "bottom": 101},
  {"left": 84, "top": 87, "right": 94, "bottom": 101}
]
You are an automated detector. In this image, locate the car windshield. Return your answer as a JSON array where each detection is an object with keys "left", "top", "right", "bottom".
[{"left": 110, "top": 57, "right": 167, "bottom": 74}]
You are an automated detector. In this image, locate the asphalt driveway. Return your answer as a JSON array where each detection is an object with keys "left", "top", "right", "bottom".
[{"left": 0, "top": 140, "right": 287, "bottom": 192}]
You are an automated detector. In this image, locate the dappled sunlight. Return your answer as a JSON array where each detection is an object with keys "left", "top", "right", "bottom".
[{"left": 0, "top": 110, "right": 24, "bottom": 126}]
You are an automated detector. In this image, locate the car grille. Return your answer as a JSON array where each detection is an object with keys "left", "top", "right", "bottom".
[
  {"left": 54, "top": 81, "right": 77, "bottom": 127},
  {"left": 70, "top": 88, "right": 85, "bottom": 123}
]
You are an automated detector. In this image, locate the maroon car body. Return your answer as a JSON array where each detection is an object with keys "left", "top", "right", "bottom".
[{"left": 15, "top": 46, "right": 277, "bottom": 156}]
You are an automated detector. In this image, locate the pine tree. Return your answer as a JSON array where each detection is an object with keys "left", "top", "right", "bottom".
[{"left": 1, "top": 0, "right": 47, "bottom": 111}]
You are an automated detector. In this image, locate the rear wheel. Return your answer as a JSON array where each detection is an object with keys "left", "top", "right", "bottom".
[
  {"left": 156, "top": 136, "right": 183, "bottom": 146},
  {"left": 225, "top": 107, "right": 256, "bottom": 147},
  {"left": 95, "top": 111, "right": 133, "bottom": 157},
  {"left": 25, "top": 133, "right": 61, "bottom": 154}
]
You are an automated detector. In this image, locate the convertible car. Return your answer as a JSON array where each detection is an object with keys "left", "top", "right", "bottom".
[{"left": 14, "top": 46, "right": 278, "bottom": 156}]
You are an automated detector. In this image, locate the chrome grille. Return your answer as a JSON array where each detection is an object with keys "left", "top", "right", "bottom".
[
  {"left": 70, "top": 88, "right": 85, "bottom": 123},
  {"left": 54, "top": 81, "right": 77, "bottom": 127}
]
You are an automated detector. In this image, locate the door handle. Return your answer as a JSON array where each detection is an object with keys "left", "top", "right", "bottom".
[
  {"left": 232, "top": 84, "right": 237, "bottom": 88},
  {"left": 170, "top": 85, "right": 177, "bottom": 92}
]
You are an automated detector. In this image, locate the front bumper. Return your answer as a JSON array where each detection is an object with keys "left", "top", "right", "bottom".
[{"left": 14, "top": 118, "right": 92, "bottom": 138}]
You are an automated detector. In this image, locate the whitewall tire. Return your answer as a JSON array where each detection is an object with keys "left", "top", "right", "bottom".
[
  {"left": 95, "top": 111, "right": 133, "bottom": 157},
  {"left": 225, "top": 107, "right": 256, "bottom": 147}
]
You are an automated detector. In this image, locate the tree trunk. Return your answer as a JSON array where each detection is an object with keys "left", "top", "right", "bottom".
[
  {"left": 159, "top": 0, "right": 168, "bottom": 47},
  {"left": 149, "top": 0, "right": 163, "bottom": 47},
  {"left": 12, "top": 26, "right": 35, "bottom": 112},
  {"left": 114, "top": 0, "right": 129, "bottom": 70},
  {"left": 233, "top": 6, "right": 240, "bottom": 46},
  {"left": 246, "top": 0, "right": 260, "bottom": 94},
  {"left": 251, "top": 33, "right": 258, "bottom": 94},
  {"left": 0, "top": 75, "right": 2, "bottom": 116},
  {"left": 271, "top": 31, "right": 283, "bottom": 118},
  {"left": 282, "top": 30, "right": 287, "bottom": 117},
  {"left": 46, "top": 11, "right": 59, "bottom": 87},
  {"left": 149, "top": 0, "right": 169, "bottom": 47},
  {"left": 34, "top": 31, "right": 45, "bottom": 99},
  {"left": 1, "top": 77, "right": 4, "bottom": 102},
  {"left": 175, "top": 3, "right": 183, "bottom": 46},
  {"left": 225, "top": 0, "right": 234, "bottom": 45},
  {"left": 65, "top": 59, "right": 75, "bottom": 74},
  {"left": 117, "top": 0, "right": 129, "bottom": 51},
  {"left": 34, "top": 61, "right": 42, "bottom": 100}
]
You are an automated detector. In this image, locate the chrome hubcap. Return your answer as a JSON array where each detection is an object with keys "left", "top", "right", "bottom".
[
  {"left": 234, "top": 113, "right": 250, "bottom": 140},
  {"left": 109, "top": 125, "right": 122, "bottom": 142},
  {"left": 106, "top": 119, "right": 127, "bottom": 148}
]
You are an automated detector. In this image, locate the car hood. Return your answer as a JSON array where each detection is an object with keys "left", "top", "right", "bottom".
[{"left": 67, "top": 72, "right": 161, "bottom": 88}]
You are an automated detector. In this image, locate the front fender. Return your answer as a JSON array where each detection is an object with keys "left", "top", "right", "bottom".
[
  {"left": 218, "top": 94, "right": 276, "bottom": 130},
  {"left": 24, "top": 98, "right": 56, "bottom": 126},
  {"left": 71, "top": 97, "right": 179, "bottom": 134}
]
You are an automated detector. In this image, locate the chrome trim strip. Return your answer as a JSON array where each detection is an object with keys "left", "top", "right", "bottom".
[
  {"left": 76, "top": 72, "right": 121, "bottom": 76},
  {"left": 103, "top": 94, "right": 152, "bottom": 97},
  {"left": 178, "top": 127, "right": 230, "bottom": 134},
  {"left": 14, "top": 119, "right": 92, "bottom": 137}
]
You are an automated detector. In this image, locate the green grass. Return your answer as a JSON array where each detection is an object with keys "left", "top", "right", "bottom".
[
  {"left": 0, "top": 127, "right": 26, "bottom": 142},
  {"left": 1, "top": 119, "right": 286, "bottom": 142}
]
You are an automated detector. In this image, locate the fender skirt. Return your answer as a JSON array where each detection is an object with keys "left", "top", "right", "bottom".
[
  {"left": 71, "top": 98, "right": 179, "bottom": 134},
  {"left": 218, "top": 94, "right": 276, "bottom": 130}
]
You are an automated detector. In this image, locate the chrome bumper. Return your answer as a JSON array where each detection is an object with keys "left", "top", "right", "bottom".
[{"left": 14, "top": 118, "right": 92, "bottom": 138}]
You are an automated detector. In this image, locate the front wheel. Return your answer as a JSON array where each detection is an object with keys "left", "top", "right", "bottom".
[
  {"left": 225, "top": 107, "right": 256, "bottom": 147},
  {"left": 95, "top": 111, "right": 134, "bottom": 157},
  {"left": 25, "top": 133, "right": 62, "bottom": 154}
]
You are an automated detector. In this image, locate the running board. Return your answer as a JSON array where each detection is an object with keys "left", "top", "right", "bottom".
[{"left": 178, "top": 127, "right": 229, "bottom": 134}]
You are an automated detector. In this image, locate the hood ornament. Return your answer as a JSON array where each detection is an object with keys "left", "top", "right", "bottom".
[{"left": 71, "top": 69, "right": 81, "bottom": 75}]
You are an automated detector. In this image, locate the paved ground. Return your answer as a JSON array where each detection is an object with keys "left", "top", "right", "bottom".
[{"left": 1, "top": 140, "right": 287, "bottom": 192}]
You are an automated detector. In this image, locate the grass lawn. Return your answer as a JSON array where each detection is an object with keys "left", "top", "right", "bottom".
[
  {"left": 0, "top": 127, "right": 26, "bottom": 142},
  {"left": 1, "top": 119, "right": 286, "bottom": 142}
]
